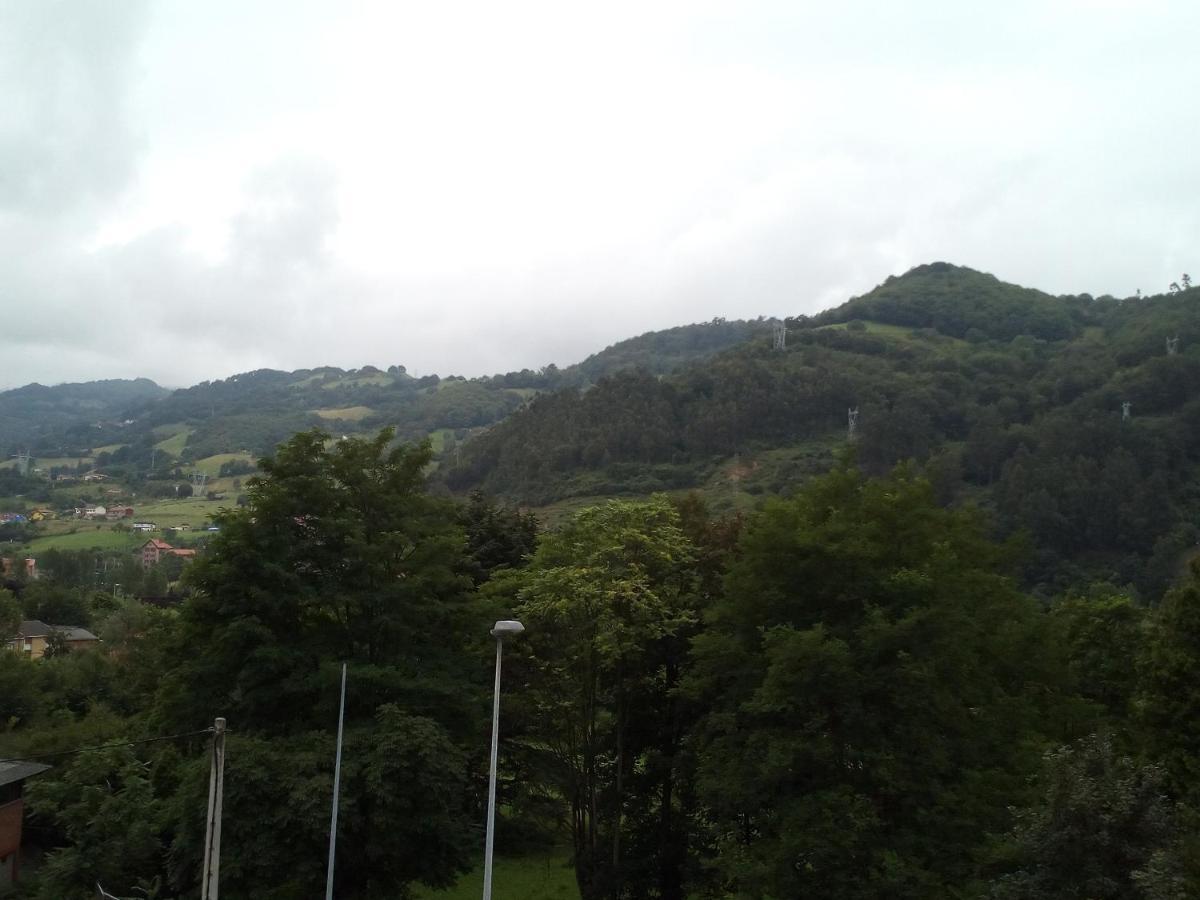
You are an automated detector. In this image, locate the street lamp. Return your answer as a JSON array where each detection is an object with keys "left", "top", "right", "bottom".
[{"left": 482, "top": 619, "right": 524, "bottom": 900}]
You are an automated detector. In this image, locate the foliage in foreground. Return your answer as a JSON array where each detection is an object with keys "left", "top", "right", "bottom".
[{"left": 5, "top": 428, "right": 1200, "bottom": 898}]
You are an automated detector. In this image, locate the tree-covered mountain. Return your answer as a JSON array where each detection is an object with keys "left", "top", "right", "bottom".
[{"left": 444, "top": 263, "right": 1200, "bottom": 600}]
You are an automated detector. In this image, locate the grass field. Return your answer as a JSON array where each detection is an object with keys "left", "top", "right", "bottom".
[
  {"left": 428, "top": 428, "right": 457, "bottom": 453},
  {"left": 21, "top": 528, "right": 144, "bottom": 553},
  {"left": 193, "top": 452, "right": 256, "bottom": 477},
  {"left": 816, "top": 320, "right": 917, "bottom": 338},
  {"left": 134, "top": 497, "right": 229, "bottom": 529},
  {"left": 413, "top": 852, "right": 579, "bottom": 900},
  {"left": 322, "top": 372, "right": 393, "bottom": 389},
  {"left": 153, "top": 425, "right": 195, "bottom": 458},
  {"left": 313, "top": 406, "right": 376, "bottom": 422},
  {"left": 0, "top": 456, "right": 95, "bottom": 471},
  {"left": 91, "top": 443, "right": 128, "bottom": 455}
]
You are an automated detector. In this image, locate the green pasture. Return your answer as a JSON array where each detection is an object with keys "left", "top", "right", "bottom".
[
  {"left": 193, "top": 452, "right": 256, "bottom": 477},
  {"left": 153, "top": 426, "right": 194, "bottom": 457},
  {"left": 91, "top": 443, "right": 128, "bottom": 455},
  {"left": 21, "top": 528, "right": 143, "bottom": 554},
  {"left": 132, "top": 497, "right": 229, "bottom": 529},
  {"left": 414, "top": 851, "right": 578, "bottom": 900}
]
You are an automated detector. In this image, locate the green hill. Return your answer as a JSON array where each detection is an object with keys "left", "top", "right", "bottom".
[{"left": 443, "top": 263, "right": 1199, "bottom": 600}]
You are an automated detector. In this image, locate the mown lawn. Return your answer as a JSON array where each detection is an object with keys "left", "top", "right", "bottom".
[{"left": 413, "top": 851, "right": 579, "bottom": 900}]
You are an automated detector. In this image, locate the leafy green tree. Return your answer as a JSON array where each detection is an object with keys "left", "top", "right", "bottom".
[
  {"left": 1051, "top": 586, "right": 1145, "bottom": 730},
  {"left": 158, "top": 428, "right": 474, "bottom": 735},
  {"left": 514, "top": 496, "right": 699, "bottom": 900},
  {"left": 989, "top": 734, "right": 1184, "bottom": 900},
  {"left": 25, "top": 745, "right": 170, "bottom": 900},
  {"left": 686, "top": 465, "right": 1059, "bottom": 899},
  {"left": 42, "top": 628, "right": 71, "bottom": 658},
  {"left": 21, "top": 580, "right": 89, "bottom": 626},
  {"left": 459, "top": 490, "right": 538, "bottom": 585},
  {"left": 168, "top": 707, "right": 471, "bottom": 899}
]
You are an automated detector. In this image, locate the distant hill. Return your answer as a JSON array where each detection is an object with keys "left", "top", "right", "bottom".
[
  {"left": 0, "top": 319, "right": 761, "bottom": 464},
  {"left": 443, "top": 263, "right": 1199, "bottom": 600},
  {"left": 0, "top": 378, "right": 168, "bottom": 449}
]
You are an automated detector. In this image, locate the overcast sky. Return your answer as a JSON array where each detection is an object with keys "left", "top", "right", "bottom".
[{"left": 2, "top": 0, "right": 1198, "bottom": 388}]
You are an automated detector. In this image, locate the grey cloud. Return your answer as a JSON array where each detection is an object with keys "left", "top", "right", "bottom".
[{"left": 0, "top": 0, "right": 149, "bottom": 216}]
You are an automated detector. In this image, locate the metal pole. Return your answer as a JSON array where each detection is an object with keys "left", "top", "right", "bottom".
[
  {"left": 325, "top": 663, "right": 348, "bottom": 900},
  {"left": 201, "top": 717, "right": 226, "bottom": 900},
  {"left": 482, "top": 638, "right": 503, "bottom": 900}
]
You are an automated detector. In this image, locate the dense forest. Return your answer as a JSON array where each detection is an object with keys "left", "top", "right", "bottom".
[
  {"left": 4, "top": 262, "right": 1200, "bottom": 898},
  {"left": 2, "top": 425, "right": 1199, "bottom": 898}
]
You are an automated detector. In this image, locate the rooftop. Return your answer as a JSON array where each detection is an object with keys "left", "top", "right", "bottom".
[{"left": 0, "top": 760, "right": 50, "bottom": 787}]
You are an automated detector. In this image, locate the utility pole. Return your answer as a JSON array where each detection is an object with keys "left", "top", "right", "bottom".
[
  {"left": 325, "top": 664, "right": 348, "bottom": 900},
  {"left": 201, "top": 717, "right": 227, "bottom": 900}
]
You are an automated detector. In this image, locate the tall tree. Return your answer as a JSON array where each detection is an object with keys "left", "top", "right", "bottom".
[{"left": 513, "top": 496, "right": 699, "bottom": 900}]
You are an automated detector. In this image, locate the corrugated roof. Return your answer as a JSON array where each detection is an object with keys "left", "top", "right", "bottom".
[{"left": 0, "top": 760, "right": 51, "bottom": 786}]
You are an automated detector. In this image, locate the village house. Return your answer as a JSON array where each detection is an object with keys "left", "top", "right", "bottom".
[
  {"left": 0, "top": 761, "right": 50, "bottom": 894},
  {"left": 6, "top": 620, "right": 99, "bottom": 658},
  {"left": 139, "top": 538, "right": 196, "bottom": 569}
]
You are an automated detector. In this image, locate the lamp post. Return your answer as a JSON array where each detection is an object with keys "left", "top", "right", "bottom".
[{"left": 482, "top": 619, "right": 524, "bottom": 900}]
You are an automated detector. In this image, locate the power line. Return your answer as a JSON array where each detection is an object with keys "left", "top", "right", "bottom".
[{"left": 0, "top": 728, "right": 215, "bottom": 764}]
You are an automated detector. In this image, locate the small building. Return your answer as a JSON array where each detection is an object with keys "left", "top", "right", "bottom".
[
  {"left": 0, "top": 761, "right": 50, "bottom": 894},
  {"left": 6, "top": 621, "right": 99, "bottom": 659},
  {"left": 132, "top": 522, "right": 157, "bottom": 533},
  {"left": 0, "top": 560, "right": 36, "bottom": 580},
  {"left": 139, "top": 539, "right": 196, "bottom": 569}
]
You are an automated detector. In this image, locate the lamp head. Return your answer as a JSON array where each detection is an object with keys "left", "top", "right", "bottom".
[{"left": 490, "top": 619, "right": 525, "bottom": 639}]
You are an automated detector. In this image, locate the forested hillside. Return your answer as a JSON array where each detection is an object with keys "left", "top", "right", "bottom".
[{"left": 445, "top": 263, "right": 1200, "bottom": 600}]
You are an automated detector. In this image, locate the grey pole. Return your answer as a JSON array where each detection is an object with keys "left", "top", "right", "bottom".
[
  {"left": 201, "top": 717, "right": 226, "bottom": 900},
  {"left": 326, "top": 663, "right": 348, "bottom": 900},
  {"left": 483, "top": 620, "right": 524, "bottom": 900}
]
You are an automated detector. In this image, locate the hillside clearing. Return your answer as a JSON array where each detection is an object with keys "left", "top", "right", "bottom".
[{"left": 313, "top": 406, "right": 376, "bottom": 422}]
